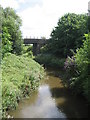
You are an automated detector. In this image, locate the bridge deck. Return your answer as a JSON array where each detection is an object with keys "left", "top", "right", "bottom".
[{"left": 24, "top": 38, "right": 48, "bottom": 44}]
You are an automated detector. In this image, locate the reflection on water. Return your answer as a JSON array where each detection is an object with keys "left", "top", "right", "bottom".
[
  {"left": 9, "top": 85, "right": 66, "bottom": 118},
  {"left": 9, "top": 69, "right": 88, "bottom": 118},
  {"left": 36, "top": 85, "right": 66, "bottom": 118}
]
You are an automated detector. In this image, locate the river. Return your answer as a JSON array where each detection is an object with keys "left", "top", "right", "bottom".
[{"left": 9, "top": 68, "right": 88, "bottom": 119}]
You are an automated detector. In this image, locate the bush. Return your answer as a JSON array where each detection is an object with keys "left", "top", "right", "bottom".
[
  {"left": 75, "top": 33, "right": 90, "bottom": 100},
  {"left": 22, "top": 45, "right": 33, "bottom": 58},
  {"left": 2, "top": 81, "right": 21, "bottom": 111},
  {"left": 2, "top": 53, "right": 45, "bottom": 117},
  {"left": 35, "top": 54, "right": 65, "bottom": 68},
  {"left": 2, "top": 27, "right": 12, "bottom": 57},
  {"left": 64, "top": 33, "right": 90, "bottom": 101},
  {"left": 23, "top": 45, "right": 32, "bottom": 53}
]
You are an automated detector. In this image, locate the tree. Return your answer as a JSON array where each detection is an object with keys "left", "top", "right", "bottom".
[
  {"left": 88, "top": 16, "right": 90, "bottom": 32},
  {"left": 48, "top": 13, "right": 88, "bottom": 57},
  {"left": 75, "top": 33, "right": 90, "bottom": 100},
  {"left": 2, "top": 7, "right": 23, "bottom": 54},
  {"left": 2, "top": 27, "right": 12, "bottom": 57},
  {"left": 0, "top": 5, "right": 3, "bottom": 62}
]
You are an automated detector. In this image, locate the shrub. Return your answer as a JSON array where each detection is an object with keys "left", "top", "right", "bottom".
[
  {"left": 2, "top": 53, "right": 45, "bottom": 117},
  {"left": 75, "top": 33, "right": 90, "bottom": 100},
  {"left": 64, "top": 56, "right": 79, "bottom": 87},
  {"left": 2, "top": 27, "right": 12, "bottom": 57},
  {"left": 35, "top": 54, "right": 65, "bottom": 68},
  {"left": 64, "top": 33, "right": 90, "bottom": 101},
  {"left": 22, "top": 45, "right": 33, "bottom": 58}
]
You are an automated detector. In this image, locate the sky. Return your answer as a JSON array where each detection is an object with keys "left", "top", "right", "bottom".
[{"left": 0, "top": 0, "right": 89, "bottom": 38}]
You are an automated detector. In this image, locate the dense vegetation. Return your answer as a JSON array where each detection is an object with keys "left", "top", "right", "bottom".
[
  {"left": 0, "top": 4, "right": 89, "bottom": 118},
  {"left": 1, "top": 6, "right": 45, "bottom": 118},
  {"left": 36, "top": 13, "right": 89, "bottom": 102},
  {"left": 35, "top": 54, "right": 65, "bottom": 68},
  {"left": 0, "top": 53, "right": 1, "bottom": 113},
  {"left": 43, "top": 13, "right": 88, "bottom": 57},
  {"left": 75, "top": 34, "right": 89, "bottom": 100},
  {"left": 1, "top": 5, "right": 23, "bottom": 55},
  {"left": 64, "top": 33, "right": 90, "bottom": 101},
  {"left": 2, "top": 53, "right": 44, "bottom": 117}
]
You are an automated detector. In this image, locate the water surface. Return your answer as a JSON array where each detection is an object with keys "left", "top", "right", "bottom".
[{"left": 9, "top": 69, "right": 88, "bottom": 118}]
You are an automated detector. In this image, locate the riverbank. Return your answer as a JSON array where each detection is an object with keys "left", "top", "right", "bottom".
[
  {"left": 35, "top": 54, "right": 68, "bottom": 86},
  {"left": 35, "top": 54, "right": 65, "bottom": 69},
  {"left": 2, "top": 53, "right": 45, "bottom": 118},
  {"left": 8, "top": 68, "right": 88, "bottom": 118},
  {"left": 35, "top": 53, "right": 89, "bottom": 104}
]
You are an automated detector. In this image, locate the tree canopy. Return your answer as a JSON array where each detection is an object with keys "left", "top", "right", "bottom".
[
  {"left": 1, "top": 6, "right": 23, "bottom": 55},
  {"left": 47, "top": 13, "right": 88, "bottom": 57}
]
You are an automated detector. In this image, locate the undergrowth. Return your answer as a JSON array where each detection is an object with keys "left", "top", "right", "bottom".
[
  {"left": 35, "top": 54, "right": 65, "bottom": 68},
  {"left": 2, "top": 53, "right": 45, "bottom": 118}
]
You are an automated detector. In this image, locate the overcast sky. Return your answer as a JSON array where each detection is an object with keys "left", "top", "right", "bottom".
[{"left": 0, "top": 0, "right": 89, "bottom": 38}]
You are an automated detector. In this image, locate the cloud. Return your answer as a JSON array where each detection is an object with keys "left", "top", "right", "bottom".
[
  {"left": 0, "top": 0, "right": 19, "bottom": 9},
  {"left": 0, "top": 0, "right": 89, "bottom": 38},
  {"left": 18, "top": 0, "right": 26, "bottom": 4},
  {"left": 18, "top": 0, "right": 89, "bottom": 38}
]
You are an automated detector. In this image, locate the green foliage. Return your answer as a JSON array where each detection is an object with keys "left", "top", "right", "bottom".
[
  {"left": 35, "top": 54, "right": 65, "bottom": 68},
  {"left": 40, "top": 44, "right": 50, "bottom": 53},
  {"left": 64, "top": 56, "right": 78, "bottom": 77},
  {"left": 0, "top": 5, "right": 3, "bottom": 63},
  {"left": 64, "top": 33, "right": 90, "bottom": 102},
  {"left": 88, "top": 16, "right": 90, "bottom": 32},
  {"left": 2, "top": 53, "right": 45, "bottom": 117},
  {"left": 2, "top": 27, "right": 12, "bottom": 57},
  {"left": 75, "top": 33, "right": 90, "bottom": 100},
  {"left": 47, "top": 13, "right": 88, "bottom": 57},
  {"left": 2, "top": 81, "right": 21, "bottom": 111},
  {"left": 75, "top": 34, "right": 90, "bottom": 68},
  {"left": 22, "top": 45, "right": 33, "bottom": 58},
  {"left": 23, "top": 45, "right": 32, "bottom": 53},
  {"left": 1, "top": 6, "right": 23, "bottom": 54}
]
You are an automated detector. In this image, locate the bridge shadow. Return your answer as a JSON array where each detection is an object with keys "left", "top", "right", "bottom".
[{"left": 50, "top": 87, "right": 88, "bottom": 118}]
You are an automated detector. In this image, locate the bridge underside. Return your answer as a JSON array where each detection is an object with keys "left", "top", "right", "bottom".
[
  {"left": 33, "top": 43, "right": 42, "bottom": 55},
  {"left": 24, "top": 38, "right": 48, "bottom": 55}
]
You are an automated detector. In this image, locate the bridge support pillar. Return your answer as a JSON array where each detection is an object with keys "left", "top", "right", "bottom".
[
  {"left": 33, "top": 43, "right": 37, "bottom": 55},
  {"left": 33, "top": 43, "right": 41, "bottom": 55}
]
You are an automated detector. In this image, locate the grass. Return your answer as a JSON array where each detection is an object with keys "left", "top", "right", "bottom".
[{"left": 2, "top": 53, "right": 45, "bottom": 118}]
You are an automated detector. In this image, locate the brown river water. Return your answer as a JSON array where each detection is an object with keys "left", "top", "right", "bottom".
[{"left": 9, "top": 68, "right": 88, "bottom": 119}]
